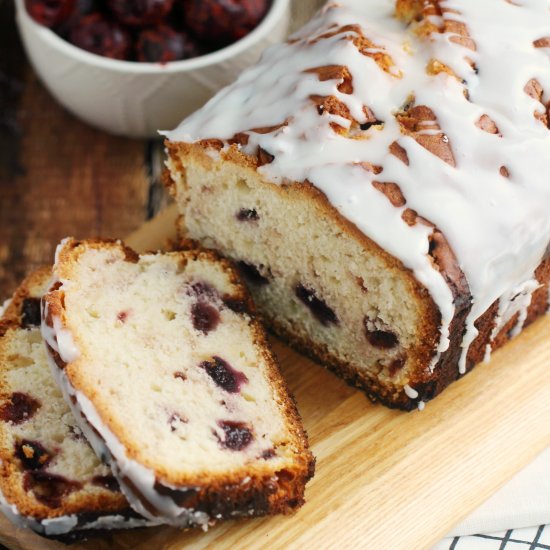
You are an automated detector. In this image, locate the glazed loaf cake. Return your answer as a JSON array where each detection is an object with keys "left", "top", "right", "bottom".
[
  {"left": 163, "top": 0, "right": 550, "bottom": 410},
  {"left": 0, "top": 268, "right": 147, "bottom": 537},
  {"left": 41, "top": 238, "right": 313, "bottom": 527}
]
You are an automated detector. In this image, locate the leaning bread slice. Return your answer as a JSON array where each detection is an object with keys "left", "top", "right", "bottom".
[
  {"left": 0, "top": 268, "right": 149, "bottom": 537},
  {"left": 42, "top": 238, "right": 314, "bottom": 527}
]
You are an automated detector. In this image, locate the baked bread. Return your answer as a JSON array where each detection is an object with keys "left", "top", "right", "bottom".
[
  {"left": 163, "top": 0, "right": 550, "bottom": 410},
  {"left": 41, "top": 238, "right": 313, "bottom": 527},
  {"left": 0, "top": 268, "right": 148, "bottom": 537}
]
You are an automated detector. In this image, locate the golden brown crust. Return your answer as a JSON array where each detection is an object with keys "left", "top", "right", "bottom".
[
  {"left": 44, "top": 238, "right": 314, "bottom": 518},
  {"left": 0, "top": 268, "right": 132, "bottom": 523},
  {"left": 396, "top": 104, "right": 456, "bottom": 167}
]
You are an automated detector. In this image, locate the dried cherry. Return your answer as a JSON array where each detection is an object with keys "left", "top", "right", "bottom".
[
  {"left": 135, "top": 26, "right": 201, "bottom": 62},
  {"left": 106, "top": 0, "right": 174, "bottom": 27},
  {"left": 183, "top": 0, "right": 270, "bottom": 47},
  {"left": 68, "top": 13, "right": 131, "bottom": 60},
  {"left": 25, "top": 0, "right": 76, "bottom": 28}
]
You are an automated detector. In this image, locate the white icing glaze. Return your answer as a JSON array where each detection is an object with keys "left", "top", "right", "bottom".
[
  {"left": 483, "top": 343, "right": 492, "bottom": 364},
  {"left": 163, "top": 0, "right": 550, "bottom": 377},
  {"left": 40, "top": 283, "right": 80, "bottom": 364},
  {"left": 53, "top": 317, "right": 80, "bottom": 363},
  {"left": 0, "top": 483, "right": 77, "bottom": 536},
  {"left": 0, "top": 298, "right": 11, "bottom": 318},
  {"left": 403, "top": 383, "right": 419, "bottom": 399},
  {"left": 0, "top": 478, "right": 150, "bottom": 536},
  {"left": 480, "top": 279, "right": 540, "bottom": 368},
  {"left": 43, "top": 332, "right": 209, "bottom": 528},
  {"left": 72, "top": 514, "right": 152, "bottom": 531}
]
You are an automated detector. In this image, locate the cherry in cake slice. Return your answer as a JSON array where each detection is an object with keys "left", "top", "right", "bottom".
[
  {"left": 41, "top": 238, "right": 314, "bottom": 527},
  {"left": 0, "top": 268, "right": 148, "bottom": 537}
]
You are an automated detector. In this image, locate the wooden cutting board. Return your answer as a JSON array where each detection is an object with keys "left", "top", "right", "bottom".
[{"left": 1, "top": 204, "right": 549, "bottom": 550}]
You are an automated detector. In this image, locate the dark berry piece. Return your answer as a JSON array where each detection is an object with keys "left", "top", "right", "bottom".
[
  {"left": 106, "top": 0, "right": 174, "bottom": 27},
  {"left": 136, "top": 26, "right": 201, "bottom": 63},
  {"left": 359, "top": 119, "right": 383, "bottom": 131},
  {"left": 367, "top": 330, "right": 398, "bottom": 349},
  {"left": 218, "top": 420, "right": 253, "bottom": 451},
  {"left": 168, "top": 412, "right": 187, "bottom": 431},
  {"left": 21, "top": 297, "right": 41, "bottom": 328},
  {"left": 74, "top": 0, "right": 97, "bottom": 14},
  {"left": 187, "top": 281, "right": 217, "bottom": 299},
  {"left": 173, "top": 371, "right": 187, "bottom": 381},
  {"left": 55, "top": 0, "right": 100, "bottom": 37},
  {"left": 69, "top": 13, "right": 131, "bottom": 60},
  {"left": 15, "top": 440, "right": 51, "bottom": 470},
  {"left": 25, "top": 0, "right": 76, "bottom": 28},
  {"left": 387, "top": 357, "right": 405, "bottom": 377},
  {"left": 91, "top": 475, "right": 120, "bottom": 491},
  {"left": 238, "top": 261, "right": 270, "bottom": 286},
  {"left": 295, "top": 284, "right": 338, "bottom": 326},
  {"left": 68, "top": 424, "right": 86, "bottom": 441},
  {"left": 364, "top": 320, "right": 399, "bottom": 349},
  {"left": 0, "top": 392, "right": 41, "bottom": 424},
  {"left": 191, "top": 301, "right": 220, "bottom": 334},
  {"left": 116, "top": 309, "right": 131, "bottom": 323},
  {"left": 260, "top": 448, "right": 275, "bottom": 459},
  {"left": 23, "top": 471, "right": 81, "bottom": 508},
  {"left": 200, "top": 356, "right": 248, "bottom": 393},
  {"left": 183, "top": 0, "right": 270, "bottom": 47},
  {"left": 236, "top": 208, "right": 259, "bottom": 221}
]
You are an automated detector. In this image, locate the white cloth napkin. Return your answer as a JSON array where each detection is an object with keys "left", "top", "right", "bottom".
[{"left": 443, "top": 446, "right": 550, "bottom": 538}]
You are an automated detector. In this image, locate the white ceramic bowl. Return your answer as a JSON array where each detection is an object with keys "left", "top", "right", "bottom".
[{"left": 15, "top": 0, "right": 290, "bottom": 137}]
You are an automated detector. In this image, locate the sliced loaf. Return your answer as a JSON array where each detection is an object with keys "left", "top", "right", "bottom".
[
  {"left": 42, "top": 238, "right": 314, "bottom": 527},
  {"left": 0, "top": 268, "right": 147, "bottom": 537}
]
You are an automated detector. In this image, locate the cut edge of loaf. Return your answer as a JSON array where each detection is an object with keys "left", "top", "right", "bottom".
[
  {"left": 42, "top": 238, "right": 314, "bottom": 527},
  {"left": 164, "top": 140, "right": 550, "bottom": 410},
  {"left": 0, "top": 268, "right": 149, "bottom": 537}
]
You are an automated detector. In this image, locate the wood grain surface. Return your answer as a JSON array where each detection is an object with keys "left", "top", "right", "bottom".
[{"left": 1, "top": 206, "right": 549, "bottom": 550}]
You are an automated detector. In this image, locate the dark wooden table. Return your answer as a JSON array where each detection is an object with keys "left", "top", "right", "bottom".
[{"left": 0, "top": 1, "right": 168, "bottom": 301}]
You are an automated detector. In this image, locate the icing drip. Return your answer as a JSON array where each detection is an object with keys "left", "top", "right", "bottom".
[
  {"left": 163, "top": 0, "right": 550, "bottom": 374},
  {"left": 404, "top": 384, "right": 419, "bottom": 399},
  {"left": 41, "top": 294, "right": 80, "bottom": 364},
  {"left": 40, "top": 274, "right": 81, "bottom": 364},
  {"left": 0, "top": 298, "right": 11, "bottom": 317},
  {"left": 0, "top": 478, "right": 150, "bottom": 536},
  {"left": 480, "top": 279, "right": 540, "bottom": 368},
  {"left": 44, "top": 342, "right": 209, "bottom": 528}
]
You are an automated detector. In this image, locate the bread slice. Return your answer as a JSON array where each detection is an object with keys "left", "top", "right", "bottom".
[
  {"left": 163, "top": 0, "right": 550, "bottom": 410},
  {"left": 42, "top": 238, "right": 314, "bottom": 527},
  {"left": 0, "top": 268, "right": 148, "bottom": 537}
]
